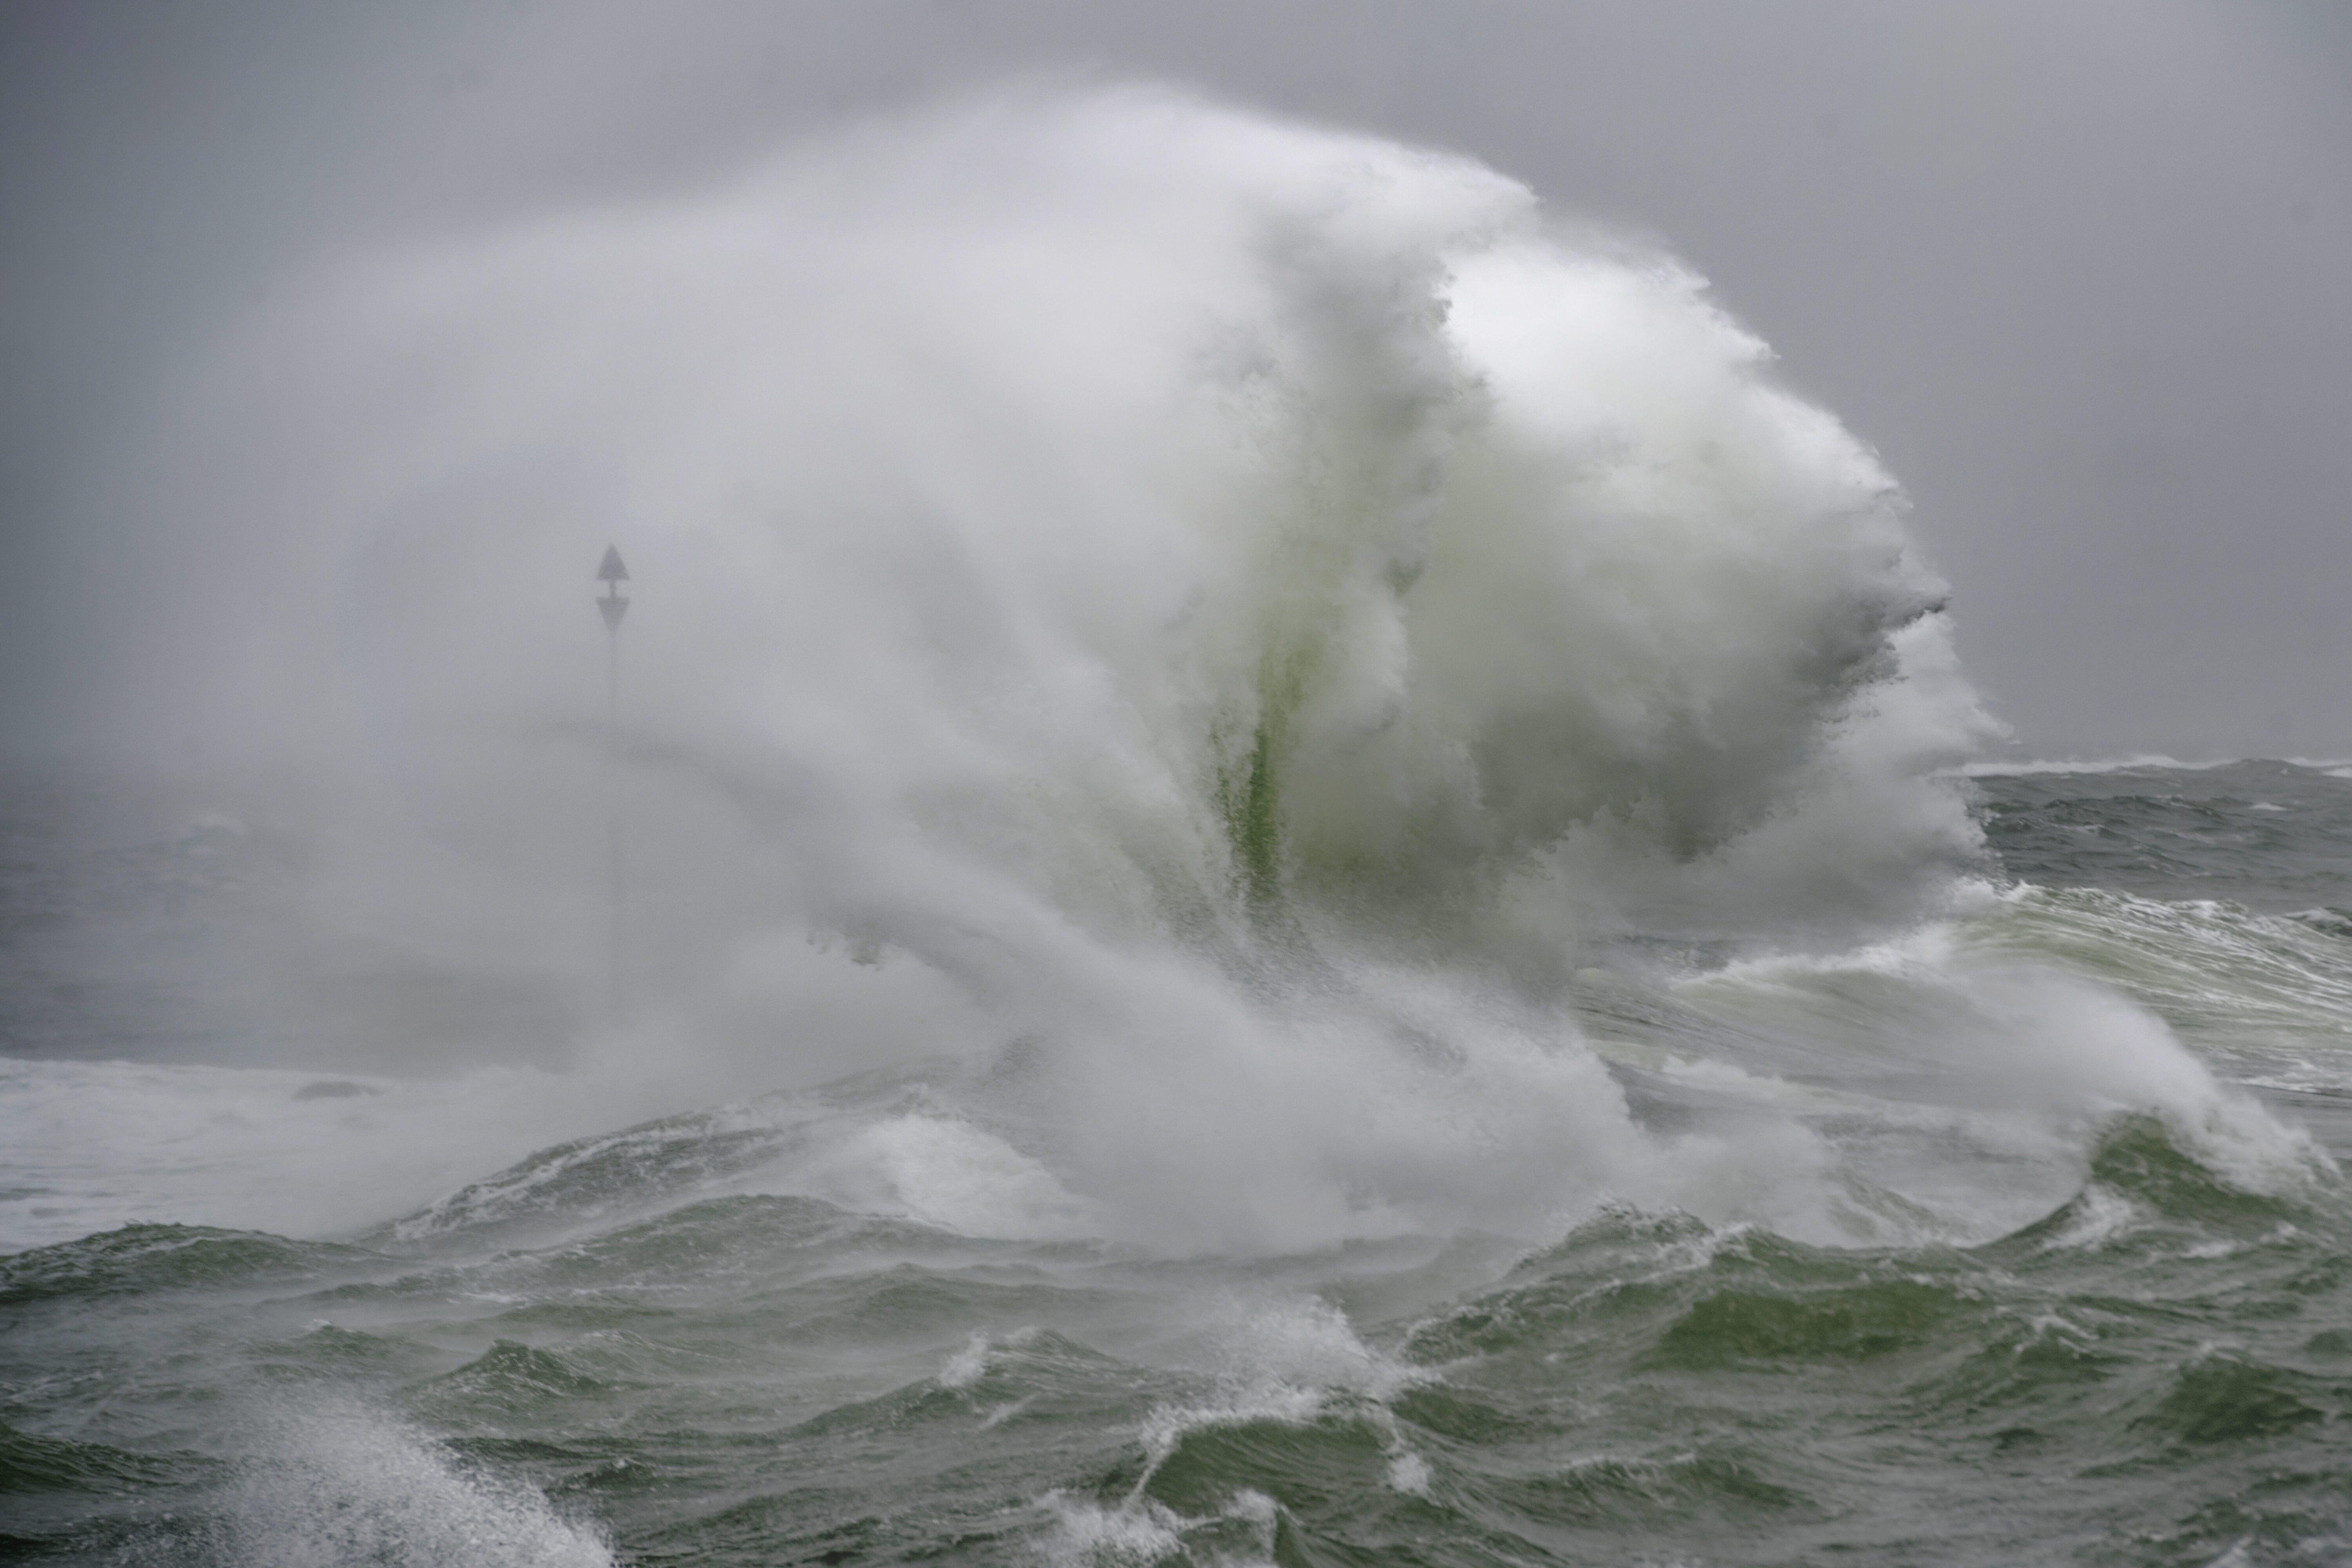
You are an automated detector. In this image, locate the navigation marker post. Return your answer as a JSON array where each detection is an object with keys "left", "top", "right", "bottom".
[{"left": 597, "top": 545, "right": 630, "bottom": 1021}]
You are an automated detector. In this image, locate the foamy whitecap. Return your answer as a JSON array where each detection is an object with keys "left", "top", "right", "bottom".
[
  {"left": 74, "top": 83, "right": 2303, "bottom": 1260},
  {"left": 209, "top": 1403, "right": 612, "bottom": 1568}
]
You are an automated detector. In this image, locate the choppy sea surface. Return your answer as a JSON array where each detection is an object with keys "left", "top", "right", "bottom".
[
  {"left": 3, "top": 757, "right": 2347, "bottom": 1568},
  {"left": 9, "top": 87, "right": 2352, "bottom": 1568}
]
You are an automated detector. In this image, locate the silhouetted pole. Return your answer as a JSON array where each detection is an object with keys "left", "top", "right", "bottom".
[{"left": 597, "top": 545, "right": 631, "bottom": 1020}]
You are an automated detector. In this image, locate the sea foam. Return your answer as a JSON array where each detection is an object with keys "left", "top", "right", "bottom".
[{"left": 89, "top": 86, "right": 2304, "bottom": 1258}]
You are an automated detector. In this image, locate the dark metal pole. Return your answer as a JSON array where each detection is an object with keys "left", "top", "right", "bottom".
[{"left": 596, "top": 546, "right": 631, "bottom": 1022}]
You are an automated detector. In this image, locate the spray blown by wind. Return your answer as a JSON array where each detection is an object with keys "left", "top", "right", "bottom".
[
  {"left": 93, "top": 86, "right": 2163, "bottom": 1253},
  {"left": 24, "top": 84, "right": 2352, "bottom": 1568}
]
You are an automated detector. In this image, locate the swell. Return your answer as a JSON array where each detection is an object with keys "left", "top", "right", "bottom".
[{"left": 4, "top": 1112, "right": 2344, "bottom": 1567}]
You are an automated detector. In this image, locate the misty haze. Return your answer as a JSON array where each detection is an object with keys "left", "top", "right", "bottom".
[{"left": 2, "top": 6, "right": 2348, "bottom": 1566}]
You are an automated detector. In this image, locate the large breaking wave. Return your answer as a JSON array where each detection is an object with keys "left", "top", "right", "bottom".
[{"left": 84, "top": 86, "right": 2313, "bottom": 1256}]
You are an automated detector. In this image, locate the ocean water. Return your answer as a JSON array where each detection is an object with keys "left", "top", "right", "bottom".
[{"left": 4, "top": 92, "right": 2349, "bottom": 1567}]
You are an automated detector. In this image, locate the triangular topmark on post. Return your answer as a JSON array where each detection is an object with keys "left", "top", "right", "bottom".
[{"left": 598, "top": 544, "right": 630, "bottom": 630}]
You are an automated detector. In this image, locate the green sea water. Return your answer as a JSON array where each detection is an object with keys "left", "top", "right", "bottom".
[{"left": 3, "top": 760, "right": 2347, "bottom": 1568}]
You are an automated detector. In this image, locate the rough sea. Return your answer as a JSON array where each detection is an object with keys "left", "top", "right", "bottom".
[
  {"left": 5, "top": 759, "right": 2347, "bottom": 1568},
  {"left": 4, "top": 92, "right": 2348, "bottom": 1568}
]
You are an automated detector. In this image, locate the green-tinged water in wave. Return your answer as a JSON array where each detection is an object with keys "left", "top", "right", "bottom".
[
  {"left": 1969, "top": 760, "right": 2352, "bottom": 1159},
  {"left": 2, "top": 1111, "right": 2347, "bottom": 1566},
  {"left": 5, "top": 791, "right": 2352, "bottom": 1563}
]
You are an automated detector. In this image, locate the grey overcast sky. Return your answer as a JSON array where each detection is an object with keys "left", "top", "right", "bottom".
[{"left": 4, "top": 0, "right": 2348, "bottom": 759}]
